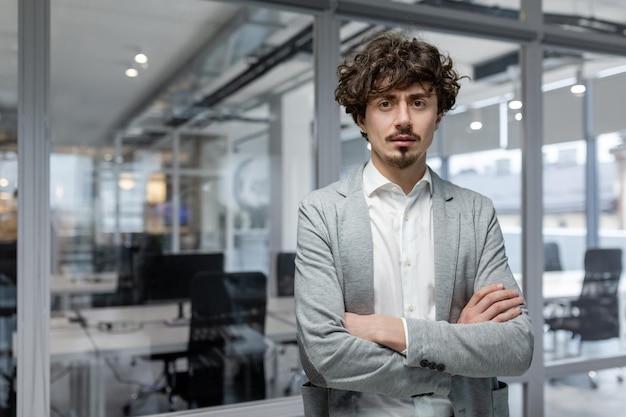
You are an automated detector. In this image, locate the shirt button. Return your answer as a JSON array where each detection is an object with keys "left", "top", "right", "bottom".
[
  {"left": 408, "top": 305, "right": 414, "bottom": 312},
  {"left": 403, "top": 215, "right": 409, "bottom": 222},
  {"left": 404, "top": 259, "right": 411, "bottom": 266}
]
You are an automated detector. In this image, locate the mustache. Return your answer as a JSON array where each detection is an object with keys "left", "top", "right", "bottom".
[{"left": 385, "top": 128, "right": 421, "bottom": 141}]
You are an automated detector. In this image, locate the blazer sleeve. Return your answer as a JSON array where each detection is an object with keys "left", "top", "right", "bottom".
[
  {"left": 295, "top": 194, "right": 451, "bottom": 398},
  {"left": 403, "top": 193, "right": 534, "bottom": 377}
]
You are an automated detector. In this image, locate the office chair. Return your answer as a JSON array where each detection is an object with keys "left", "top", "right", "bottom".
[
  {"left": 544, "top": 242, "right": 563, "bottom": 272},
  {"left": 545, "top": 248, "right": 624, "bottom": 388},
  {"left": 276, "top": 252, "right": 296, "bottom": 297},
  {"left": 172, "top": 271, "right": 268, "bottom": 407},
  {"left": 274, "top": 252, "right": 305, "bottom": 395},
  {"left": 0, "top": 272, "right": 16, "bottom": 415},
  {"left": 91, "top": 245, "right": 140, "bottom": 307}
]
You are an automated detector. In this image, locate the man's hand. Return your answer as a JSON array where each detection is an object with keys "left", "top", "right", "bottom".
[
  {"left": 457, "top": 283, "right": 524, "bottom": 324},
  {"left": 344, "top": 312, "right": 406, "bottom": 352}
]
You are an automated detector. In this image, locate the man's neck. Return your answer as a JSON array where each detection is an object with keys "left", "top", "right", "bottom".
[{"left": 372, "top": 161, "right": 426, "bottom": 195}]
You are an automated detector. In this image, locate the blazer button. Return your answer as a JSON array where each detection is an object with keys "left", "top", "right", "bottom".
[
  {"left": 420, "top": 359, "right": 430, "bottom": 368},
  {"left": 428, "top": 362, "right": 437, "bottom": 370},
  {"left": 436, "top": 364, "right": 446, "bottom": 372}
]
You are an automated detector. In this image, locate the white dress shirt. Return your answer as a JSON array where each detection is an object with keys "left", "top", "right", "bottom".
[{"left": 356, "top": 161, "right": 453, "bottom": 417}]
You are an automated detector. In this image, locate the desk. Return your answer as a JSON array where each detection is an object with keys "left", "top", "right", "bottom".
[
  {"left": 54, "top": 297, "right": 297, "bottom": 417},
  {"left": 51, "top": 271, "right": 118, "bottom": 310}
]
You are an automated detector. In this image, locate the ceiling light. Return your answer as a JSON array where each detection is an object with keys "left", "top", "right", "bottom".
[
  {"left": 118, "top": 173, "right": 135, "bottom": 190},
  {"left": 570, "top": 69, "right": 586, "bottom": 96},
  {"left": 570, "top": 84, "right": 586, "bottom": 95},
  {"left": 508, "top": 99, "right": 523, "bottom": 110},
  {"left": 134, "top": 53, "right": 148, "bottom": 64},
  {"left": 125, "top": 67, "right": 139, "bottom": 78},
  {"left": 470, "top": 121, "right": 483, "bottom": 130}
]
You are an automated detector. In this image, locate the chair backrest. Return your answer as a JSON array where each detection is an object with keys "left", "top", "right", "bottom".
[
  {"left": 186, "top": 271, "right": 267, "bottom": 404},
  {"left": 189, "top": 271, "right": 267, "bottom": 341},
  {"left": 276, "top": 252, "right": 296, "bottom": 296},
  {"left": 576, "top": 248, "right": 622, "bottom": 341},
  {"left": 188, "top": 271, "right": 234, "bottom": 353},
  {"left": 223, "top": 271, "right": 267, "bottom": 334},
  {"left": 544, "top": 242, "right": 562, "bottom": 271}
]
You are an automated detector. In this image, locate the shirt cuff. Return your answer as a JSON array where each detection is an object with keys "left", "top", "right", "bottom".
[{"left": 400, "top": 317, "right": 409, "bottom": 356}]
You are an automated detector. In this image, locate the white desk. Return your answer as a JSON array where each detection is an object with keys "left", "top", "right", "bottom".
[
  {"left": 54, "top": 297, "right": 297, "bottom": 417},
  {"left": 50, "top": 272, "right": 118, "bottom": 310},
  {"left": 515, "top": 270, "right": 626, "bottom": 300}
]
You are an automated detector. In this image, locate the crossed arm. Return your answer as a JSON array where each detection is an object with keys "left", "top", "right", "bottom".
[{"left": 344, "top": 283, "right": 525, "bottom": 353}]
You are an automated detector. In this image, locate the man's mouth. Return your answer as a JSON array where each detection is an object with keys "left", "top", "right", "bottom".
[{"left": 389, "top": 134, "right": 417, "bottom": 147}]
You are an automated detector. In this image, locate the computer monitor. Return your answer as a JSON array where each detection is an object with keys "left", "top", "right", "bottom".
[{"left": 134, "top": 252, "right": 224, "bottom": 325}]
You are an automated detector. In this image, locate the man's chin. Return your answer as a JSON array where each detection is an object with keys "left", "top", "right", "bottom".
[{"left": 385, "top": 153, "right": 419, "bottom": 170}]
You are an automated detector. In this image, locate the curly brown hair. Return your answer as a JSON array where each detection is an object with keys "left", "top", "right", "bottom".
[{"left": 335, "top": 31, "right": 465, "bottom": 125}]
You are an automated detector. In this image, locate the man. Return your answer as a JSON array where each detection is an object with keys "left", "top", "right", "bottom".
[{"left": 294, "top": 31, "right": 533, "bottom": 416}]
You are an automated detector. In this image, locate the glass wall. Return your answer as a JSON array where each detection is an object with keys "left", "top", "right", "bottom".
[
  {"left": 541, "top": 43, "right": 626, "bottom": 414},
  {"left": 11, "top": 0, "right": 626, "bottom": 417},
  {"left": 49, "top": 1, "right": 313, "bottom": 415},
  {"left": 0, "top": 0, "right": 17, "bottom": 415}
]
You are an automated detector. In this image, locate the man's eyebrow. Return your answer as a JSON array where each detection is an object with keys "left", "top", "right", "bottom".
[
  {"left": 408, "top": 92, "right": 434, "bottom": 100},
  {"left": 373, "top": 92, "right": 433, "bottom": 101}
]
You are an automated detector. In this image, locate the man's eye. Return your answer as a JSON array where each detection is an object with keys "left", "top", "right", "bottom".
[
  {"left": 379, "top": 101, "right": 390, "bottom": 108},
  {"left": 413, "top": 100, "right": 425, "bottom": 107}
]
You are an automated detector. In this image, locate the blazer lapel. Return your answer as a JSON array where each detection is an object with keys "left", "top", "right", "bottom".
[
  {"left": 431, "top": 170, "right": 460, "bottom": 321},
  {"left": 336, "top": 165, "right": 375, "bottom": 315}
]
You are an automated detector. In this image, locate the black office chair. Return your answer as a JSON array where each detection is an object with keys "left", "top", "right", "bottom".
[
  {"left": 0, "top": 267, "right": 16, "bottom": 416},
  {"left": 545, "top": 248, "right": 624, "bottom": 388},
  {"left": 276, "top": 252, "right": 296, "bottom": 297},
  {"left": 544, "top": 242, "right": 563, "bottom": 272},
  {"left": 91, "top": 245, "right": 140, "bottom": 307},
  {"left": 274, "top": 252, "right": 305, "bottom": 395},
  {"left": 167, "top": 271, "right": 268, "bottom": 409}
]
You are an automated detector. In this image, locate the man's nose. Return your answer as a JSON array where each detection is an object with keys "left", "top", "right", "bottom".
[{"left": 395, "top": 103, "right": 411, "bottom": 127}]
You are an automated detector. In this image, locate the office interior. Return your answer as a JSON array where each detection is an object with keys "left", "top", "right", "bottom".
[{"left": 2, "top": 0, "right": 626, "bottom": 416}]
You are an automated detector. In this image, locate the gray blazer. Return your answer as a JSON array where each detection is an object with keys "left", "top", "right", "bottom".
[{"left": 294, "top": 164, "right": 533, "bottom": 417}]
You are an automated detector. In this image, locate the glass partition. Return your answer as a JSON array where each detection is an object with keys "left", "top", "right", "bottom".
[
  {"left": 0, "top": 1, "right": 17, "bottom": 416},
  {"left": 50, "top": 1, "right": 313, "bottom": 415},
  {"left": 542, "top": 47, "right": 626, "bottom": 411}
]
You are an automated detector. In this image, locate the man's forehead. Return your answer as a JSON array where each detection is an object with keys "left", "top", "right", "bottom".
[{"left": 371, "top": 81, "right": 435, "bottom": 97}]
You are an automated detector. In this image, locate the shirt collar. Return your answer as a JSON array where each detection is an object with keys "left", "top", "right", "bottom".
[{"left": 363, "top": 160, "right": 432, "bottom": 197}]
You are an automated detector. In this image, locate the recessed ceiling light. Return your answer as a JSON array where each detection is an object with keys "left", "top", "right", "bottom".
[
  {"left": 570, "top": 84, "right": 586, "bottom": 95},
  {"left": 470, "top": 121, "right": 483, "bottom": 131},
  {"left": 125, "top": 67, "right": 139, "bottom": 78},
  {"left": 508, "top": 99, "right": 523, "bottom": 110},
  {"left": 134, "top": 53, "right": 148, "bottom": 64}
]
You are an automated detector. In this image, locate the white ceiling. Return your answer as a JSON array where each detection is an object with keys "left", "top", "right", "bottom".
[{"left": 0, "top": 0, "right": 625, "bottom": 150}]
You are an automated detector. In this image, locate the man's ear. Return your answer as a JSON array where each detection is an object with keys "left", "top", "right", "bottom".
[
  {"left": 357, "top": 114, "right": 366, "bottom": 133},
  {"left": 435, "top": 113, "right": 443, "bottom": 130}
]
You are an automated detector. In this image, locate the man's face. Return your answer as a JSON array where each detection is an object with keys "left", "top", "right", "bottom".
[{"left": 358, "top": 82, "right": 442, "bottom": 174}]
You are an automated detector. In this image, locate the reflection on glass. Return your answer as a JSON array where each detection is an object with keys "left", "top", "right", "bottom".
[
  {"left": 50, "top": 0, "right": 310, "bottom": 414},
  {"left": 0, "top": 0, "right": 17, "bottom": 414},
  {"left": 540, "top": 49, "right": 626, "bottom": 370}
]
